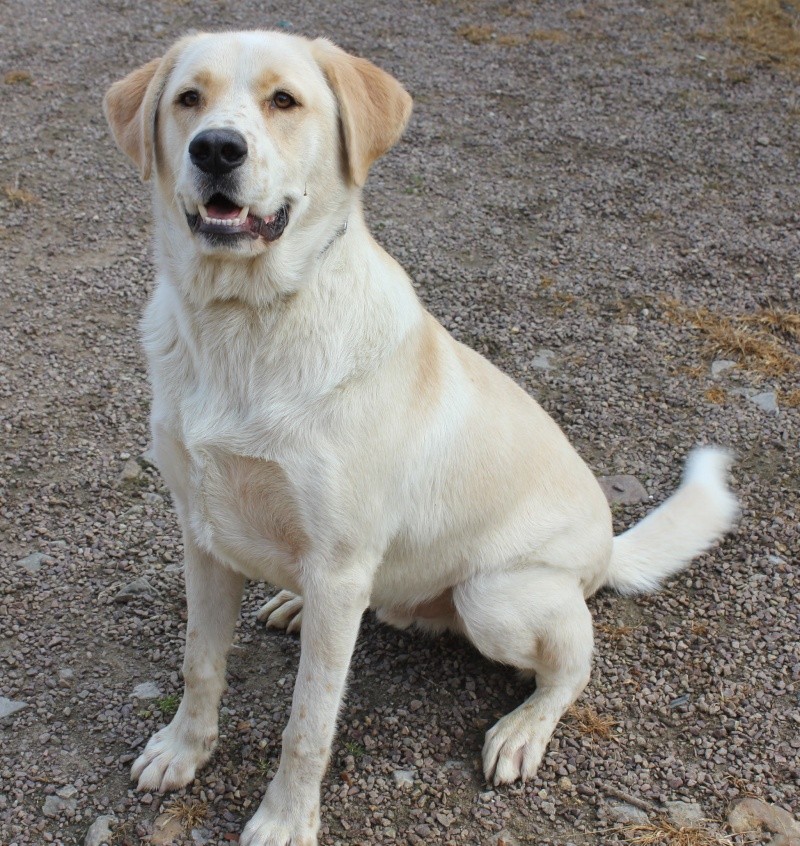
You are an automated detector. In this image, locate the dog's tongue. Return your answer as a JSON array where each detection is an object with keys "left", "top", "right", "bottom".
[{"left": 206, "top": 197, "right": 242, "bottom": 220}]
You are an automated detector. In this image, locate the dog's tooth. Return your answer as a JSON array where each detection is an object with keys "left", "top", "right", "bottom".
[
  {"left": 198, "top": 203, "right": 209, "bottom": 221},
  {"left": 237, "top": 206, "right": 249, "bottom": 224}
]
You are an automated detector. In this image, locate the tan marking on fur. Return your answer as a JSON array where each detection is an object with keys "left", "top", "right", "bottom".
[
  {"left": 411, "top": 313, "right": 444, "bottom": 411},
  {"left": 103, "top": 58, "right": 161, "bottom": 178},
  {"left": 191, "top": 69, "right": 228, "bottom": 104},
  {"left": 255, "top": 69, "right": 284, "bottom": 97},
  {"left": 220, "top": 455, "right": 310, "bottom": 562},
  {"left": 311, "top": 39, "right": 412, "bottom": 185}
]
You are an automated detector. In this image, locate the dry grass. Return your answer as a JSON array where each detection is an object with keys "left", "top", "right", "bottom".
[
  {"left": 704, "top": 387, "right": 727, "bottom": 404},
  {"left": 567, "top": 705, "right": 617, "bottom": 739},
  {"left": 780, "top": 387, "right": 800, "bottom": 406},
  {"left": 498, "top": 3, "right": 534, "bottom": 18},
  {"left": 726, "top": 0, "right": 800, "bottom": 68},
  {"left": 623, "top": 819, "right": 733, "bottom": 845},
  {"left": 459, "top": 24, "right": 567, "bottom": 46},
  {"left": 596, "top": 622, "right": 639, "bottom": 639},
  {"left": 529, "top": 29, "right": 568, "bottom": 42},
  {"left": 458, "top": 24, "right": 495, "bottom": 44},
  {"left": 497, "top": 33, "right": 527, "bottom": 46},
  {"left": 740, "top": 306, "right": 800, "bottom": 340},
  {"left": 162, "top": 798, "right": 209, "bottom": 830},
  {"left": 663, "top": 299, "right": 800, "bottom": 377},
  {"left": 3, "top": 184, "right": 37, "bottom": 205},
  {"left": 3, "top": 70, "right": 32, "bottom": 84}
]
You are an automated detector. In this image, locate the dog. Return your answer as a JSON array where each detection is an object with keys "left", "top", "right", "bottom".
[{"left": 104, "top": 30, "right": 738, "bottom": 846}]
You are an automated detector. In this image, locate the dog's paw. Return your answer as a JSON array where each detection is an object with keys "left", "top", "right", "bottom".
[
  {"left": 240, "top": 802, "right": 319, "bottom": 846},
  {"left": 256, "top": 590, "right": 304, "bottom": 633},
  {"left": 482, "top": 710, "right": 549, "bottom": 785},
  {"left": 130, "top": 719, "right": 217, "bottom": 792}
]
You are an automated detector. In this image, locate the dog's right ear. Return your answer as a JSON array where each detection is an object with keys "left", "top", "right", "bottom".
[{"left": 104, "top": 47, "right": 183, "bottom": 181}]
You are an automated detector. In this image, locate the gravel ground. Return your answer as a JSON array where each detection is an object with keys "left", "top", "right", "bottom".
[{"left": 1, "top": 1, "right": 799, "bottom": 844}]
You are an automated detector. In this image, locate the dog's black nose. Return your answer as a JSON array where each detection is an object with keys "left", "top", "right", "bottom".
[{"left": 188, "top": 129, "right": 248, "bottom": 175}]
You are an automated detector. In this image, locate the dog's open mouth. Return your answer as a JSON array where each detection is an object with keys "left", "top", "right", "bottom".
[{"left": 186, "top": 193, "right": 289, "bottom": 242}]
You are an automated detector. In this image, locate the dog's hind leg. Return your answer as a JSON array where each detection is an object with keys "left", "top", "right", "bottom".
[
  {"left": 454, "top": 568, "right": 593, "bottom": 785},
  {"left": 132, "top": 535, "right": 245, "bottom": 791}
]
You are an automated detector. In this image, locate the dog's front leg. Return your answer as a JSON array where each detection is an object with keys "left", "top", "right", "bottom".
[
  {"left": 132, "top": 534, "right": 245, "bottom": 791},
  {"left": 241, "top": 569, "right": 370, "bottom": 846}
]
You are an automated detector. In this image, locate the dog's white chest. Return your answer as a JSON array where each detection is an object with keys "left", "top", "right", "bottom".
[
  {"left": 187, "top": 447, "right": 308, "bottom": 589},
  {"left": 144, "top": 293, "right": 320, "bottom": 590}
]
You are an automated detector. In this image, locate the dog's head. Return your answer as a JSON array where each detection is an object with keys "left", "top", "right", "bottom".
[{"left": 104, "top": 31, "right": 412, "bottom": 265}]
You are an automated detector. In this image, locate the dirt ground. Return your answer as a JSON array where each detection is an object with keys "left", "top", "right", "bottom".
[{"left": 1, "top": 1, "right": 798, "bottom": 845}]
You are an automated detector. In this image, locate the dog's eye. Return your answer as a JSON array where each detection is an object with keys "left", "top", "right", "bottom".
[
  {"left": 179, "top": 90, "right": 200, "bottom": 108},
  {"left": 272, "top": 91, "right": 296, "bottom": 110}
]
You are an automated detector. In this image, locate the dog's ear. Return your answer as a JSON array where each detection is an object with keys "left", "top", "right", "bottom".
[
  {"left": 104, "top": 44, "right": 186, "bottom": 181},
  {"left": 312, "top": 39, "right": 412, "bottom": 187}
]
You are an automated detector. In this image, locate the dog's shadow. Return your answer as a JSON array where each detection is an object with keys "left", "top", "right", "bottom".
[{"left": 231, "top": 600, "right": 529, "bottom": 788}]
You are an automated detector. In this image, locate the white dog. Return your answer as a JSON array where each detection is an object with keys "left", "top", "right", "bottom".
[{"left": 104, "top": 30, "right": 737, "bottom": 846}]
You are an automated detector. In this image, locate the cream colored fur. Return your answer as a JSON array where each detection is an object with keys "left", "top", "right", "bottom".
[{"left": 104, "top": 30, "right": 738, "bottom": 846}]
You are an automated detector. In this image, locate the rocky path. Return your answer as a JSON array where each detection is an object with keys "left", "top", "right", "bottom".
[{"left": 1, "top": 1, "right": 798, "bottom": 844}]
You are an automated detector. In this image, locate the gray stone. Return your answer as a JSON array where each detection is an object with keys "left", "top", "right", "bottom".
[
  {"left": 118, "top": 458, "right": 142, "bottom": 482},
  {"left": 142, "top": 492, "right": 164, "bottom": 504},
  {"left": 729, "top": 798, "right": 800, "bottom": 836},
  {"left": 0, "top": 697, "right": 28, "bottom": 719},
  {"left": 140, "top": 447, "right": 158, "bottom": 468},
  {"left": 598, "top": 474, "right": 649, "bottom": 505},
  {"left": 132, "top": 681, "right": 162, "bottom": 700},
  {"left": 191, "top": 828, "right": 213, "bottom": 845},
  {"left": 150, "top": 814, "right": 185, "bottom": 845},
  {"left": 665, "top": 800, "right": 705, "bottom": 827},
  {"left": 711, "top": 359, "right": 737, "bottom": 377},
  {"left": 85, "top": 814, "right": 117, "bottom": 846},
  {"left": 749, "top": 391, "right": 779, "bottom": 414},
  {"left": 113, "top": 577, "right": 159, "bottom": 603},
  {"left": 16, "top": 552, "right": 47, "bottom": 573},
  {"left": 392, "top": 769, "right": 415, "bottom": 788},
  {"left": 607, "top": 802, "right": 650, "bottom": 825},
  {"left": 612, "top": 324, "right": 639, "bottom": 340},
  {"left": 531, "top": 349, "right": 555, "bottom": 370},
  {"left": 56, "top": 784, "right": 78, "bottom": 799},
  {"left": 43, "top": 794, "right": 77, "bottom": 818}
]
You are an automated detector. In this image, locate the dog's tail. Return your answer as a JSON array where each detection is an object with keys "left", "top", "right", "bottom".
[{"left": 604, "top": 447, "right": 738, "bottom": 595}]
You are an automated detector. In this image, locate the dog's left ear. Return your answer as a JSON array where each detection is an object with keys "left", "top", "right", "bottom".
[
  {"left": 312, "top": 39, "right": 413, "bottom": 187},
  {"left": 104, "top": 40, "right": 190, "bottom": 181}
]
